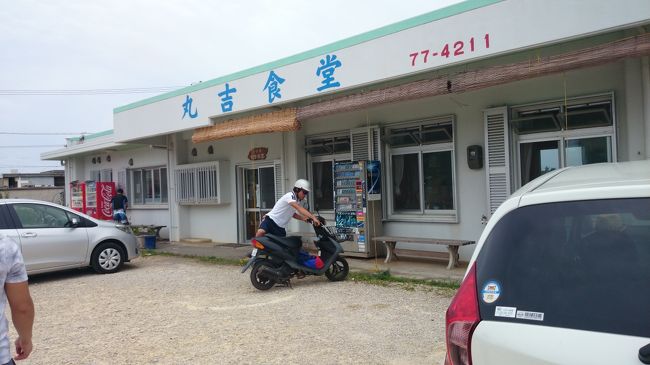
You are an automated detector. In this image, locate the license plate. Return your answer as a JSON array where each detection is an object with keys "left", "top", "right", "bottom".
[{"left": 251, "top": 248, "right": 258, "bottom": 257}]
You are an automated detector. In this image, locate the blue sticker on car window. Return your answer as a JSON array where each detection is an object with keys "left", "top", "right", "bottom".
[{"left": 481, "top": 280, "right": 501, "bottom": 304}]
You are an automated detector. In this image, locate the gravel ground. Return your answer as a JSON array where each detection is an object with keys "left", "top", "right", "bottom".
[{"left": 10, "top": 255, "right": 453, "bottom": 365}]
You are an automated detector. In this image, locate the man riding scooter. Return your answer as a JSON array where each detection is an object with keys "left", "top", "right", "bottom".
[
  {"left": 242, "top": 179, "right": 350, "bottom": 290},
  {"left": 255, "top": 179, "right": 321, "bottom": 277}
]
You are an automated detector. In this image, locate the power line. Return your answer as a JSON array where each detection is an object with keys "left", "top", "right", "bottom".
[
  {"left": 0, "top": 165, "right": 61, "bottom": 168},
  {"left": 0, "top": 86, "right": 185, "bottom": 96},
  {"left": 0, "top": 132, "right": 87, "bottom": 136},
  {"left": 0, "top": 145, "right": 63, "bottom": 148}
]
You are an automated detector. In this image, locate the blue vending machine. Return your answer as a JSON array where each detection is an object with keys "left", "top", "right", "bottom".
[{"left": 334, "top": 161, "right": 384, "bottom": 258}]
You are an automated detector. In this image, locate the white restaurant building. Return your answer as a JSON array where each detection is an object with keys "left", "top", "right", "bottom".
[{"left": 43, "top": 0, "right": 650, "bottom": 261}]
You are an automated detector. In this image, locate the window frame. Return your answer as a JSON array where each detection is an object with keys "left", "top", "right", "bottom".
[
  {"left": 305, "top": 132, "right": 352, "bottom": 214},
  {"left": 385, "top": 116, "right": 457, "bottom": 222},
  {"left": 127, "top": 166, "right": 168, "bottom": 208},
  {"left": 512, "top": 93, "right": 617, "bottom": 188},
  {"left": 11, "top": 203, "right": 79, "bottom": 229}
]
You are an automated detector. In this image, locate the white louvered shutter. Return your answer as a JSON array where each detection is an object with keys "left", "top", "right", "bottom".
[
  {"left": 274, "top": 161, "right": 283, "bottom": 201},
  {"left": 117, "top": 169, "right": 127, "bottom": 193},
  {"left": 351, "top": 126, "right": 381, "bottom": 162},
  {"left": 484, "top": 107, "right": 511, "bottom": 216}
]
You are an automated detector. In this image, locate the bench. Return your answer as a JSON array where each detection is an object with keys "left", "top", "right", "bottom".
[{"left": 371, "top": 236, "right": 474, "bottom": 270}]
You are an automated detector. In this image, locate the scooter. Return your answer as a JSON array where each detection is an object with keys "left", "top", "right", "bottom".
[{"left": 241, "top": 216, "right": 349, "bottom": 290}]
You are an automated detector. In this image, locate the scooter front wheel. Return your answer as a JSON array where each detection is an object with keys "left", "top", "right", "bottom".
[
  {"left": 325, "top": 255, "right": 349, "bottom": 282},
  {"left": 250, "top": 260, "right": 277, "bottom": 290}
]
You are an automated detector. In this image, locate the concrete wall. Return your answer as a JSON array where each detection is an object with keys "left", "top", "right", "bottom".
[
  {"left": 0, "top": 188, "right": 64, "bottom": 203},
  {"left": 175, "top": 132, "right": 284, "bottom": 242}
]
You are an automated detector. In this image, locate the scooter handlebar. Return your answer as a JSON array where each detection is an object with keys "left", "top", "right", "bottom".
[{"left": 305, "top": 217, "right": 322, "bottom": 227}]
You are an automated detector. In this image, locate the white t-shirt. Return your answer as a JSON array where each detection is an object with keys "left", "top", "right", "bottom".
[
  {"left": 0, "top": 234, "right": 28, "bottom": 364},
  {"left": 266, "top": 192, "right": 299, "bottom": 228}
]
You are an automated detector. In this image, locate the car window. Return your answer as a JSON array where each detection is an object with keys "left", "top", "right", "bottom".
[
  {"left": 476, "top": 198, "right": 650, "bottom": 338},
  {"left": 0, "top": 205, "right": 14, "bottom": 229},
  {"left": 13, "top": 204, "right": 76, "bottom": 229}
]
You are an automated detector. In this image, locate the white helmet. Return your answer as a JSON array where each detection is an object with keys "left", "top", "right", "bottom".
[{"left": 294, "top": 179, "right": 311, "bottom": 192}]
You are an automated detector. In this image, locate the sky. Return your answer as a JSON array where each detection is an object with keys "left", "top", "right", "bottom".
[{"left": 0, "top": 0, "right": 463, "bottom": 174}]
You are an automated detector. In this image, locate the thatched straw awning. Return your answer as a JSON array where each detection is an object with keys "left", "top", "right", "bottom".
[
  {"left": 192, "top": 108, "right": 300, "bottom": 143},
  {"left": 297, "top": 33, "right": 650, "bottom": 121}
]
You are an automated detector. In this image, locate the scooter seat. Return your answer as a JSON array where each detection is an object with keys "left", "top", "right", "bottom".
[{"left": 266, "top": 234, "right": 303, "bottom": 249}]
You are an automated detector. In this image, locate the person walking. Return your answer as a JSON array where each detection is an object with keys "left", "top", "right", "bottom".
[
  {"left": 0, "top": 234, "right": 35, "bottom": 364},
  {"left": 111, "top": 188, "right": 129, "bottom": 224}
]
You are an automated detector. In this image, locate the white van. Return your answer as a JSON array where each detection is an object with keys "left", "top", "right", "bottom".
[{"left": 445, "top": 160, "right": 650, "bottom": 365}]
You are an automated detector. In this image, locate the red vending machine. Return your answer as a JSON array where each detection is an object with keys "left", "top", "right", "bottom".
[
  {"left": 70, "top": 181, "right": 86, "bottom": 213},
  {"left": 84, "top": 181, "right": 116, "bottom": 220}
]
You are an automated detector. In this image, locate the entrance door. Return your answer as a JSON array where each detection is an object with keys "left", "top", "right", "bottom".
[{"left": 242, "top": 166, "right": 277, "bottom": 241}]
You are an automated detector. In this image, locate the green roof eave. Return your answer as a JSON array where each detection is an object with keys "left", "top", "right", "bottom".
[
  {"left": 113, "top": 0, "right": 503, "bottom": 114},
  {"left": 67, "top": 129, "right": 113, "bottom": 142}
]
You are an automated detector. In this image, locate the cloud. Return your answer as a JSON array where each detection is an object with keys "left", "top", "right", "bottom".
[{"left": 0, "top": 0, "right": 461, "bottom": 173}]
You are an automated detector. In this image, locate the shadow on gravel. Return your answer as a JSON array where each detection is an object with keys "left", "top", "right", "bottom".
[{"left": 27, "top": 263, "right": 139, "bottom": 284}]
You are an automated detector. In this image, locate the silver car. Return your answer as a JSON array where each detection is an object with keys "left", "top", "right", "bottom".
[{"left": 0, "top": 199, "right": 139, "bottom": 275}]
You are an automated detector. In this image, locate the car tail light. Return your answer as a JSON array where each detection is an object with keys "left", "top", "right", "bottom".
[
  {"left": 445, "top": 263, "right": 480, "bottom": 365},
  {"left": 251, "top": 239, "right": 265, "bottom": 250}
]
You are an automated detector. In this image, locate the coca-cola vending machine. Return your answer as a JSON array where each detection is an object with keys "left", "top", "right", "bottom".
[
  {"left": 70, "top": 181, "right": 85, "bottom": 213},
  {"left": 84, "top": 181, "right": 115, "bottom": 220}
]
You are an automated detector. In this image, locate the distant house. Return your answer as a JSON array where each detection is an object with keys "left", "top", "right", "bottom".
[
  {"left": 0, "top": 170, "right": 65, "bottom": 203},
  {"left": 1, "top": 170, "right": 65, "bottom": 188}
]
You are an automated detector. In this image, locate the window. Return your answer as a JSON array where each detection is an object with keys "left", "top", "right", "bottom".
[
  {"left": 305, "top": 135, "right": 350, "bottom": 156},
  {"left": 386, "top": 116, "right": 456, "bottom": 219},
  {"left": 13, "top": 203, "right": 79, "bottom": 229},
  {"left": 565, "top": 136, "right": 611, "bottom": 166},
  {"left": 174, "top": 161, "right": 229, "bottom": 205},
  {"left": 476, "top": 198, "right": 650, "bottom": 338},
  {"left": 128, "top": 167, "right": 168, "bottom": 206},
  {"left": 89, "top": 169, "right": 112, "bottom": 182},
  {"left": 306, "top": 134, "right": 351, "bottom": 212},
  {"left": 100, "top": 169, "right": 112, "bottom": 182},
  {"left": 513, "top": 94, "right": 616, "bottom": 186},
  {"left": 311, "top": 161, "right": 335, "bottom": 210}
]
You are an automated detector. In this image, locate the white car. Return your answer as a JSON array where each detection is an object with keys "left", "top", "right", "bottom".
[
  {"left": 445, "top": 160, "right": 650, "bottom": 365},
  {"left": 0, "top": 199, "right": 139, "bottom": 275}
]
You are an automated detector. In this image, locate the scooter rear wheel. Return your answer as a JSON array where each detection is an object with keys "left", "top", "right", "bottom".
[
  {"left": 325, "top": 255, "right": 349, "bottom": 282},
  {"left": 250, "top": 260, "right": 277, "bottom": 290}
]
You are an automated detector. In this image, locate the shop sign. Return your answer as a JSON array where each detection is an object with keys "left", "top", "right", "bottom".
[
  {"left": 114, "top": 0, "right": 649, "bottom": 143},
  {"left": 248, "top": 147, "right": 268, "bottom": 161}
]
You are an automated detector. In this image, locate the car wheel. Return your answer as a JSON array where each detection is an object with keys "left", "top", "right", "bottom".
[{"left": 91, "top": 242, "right": 124, "bottom": 274}]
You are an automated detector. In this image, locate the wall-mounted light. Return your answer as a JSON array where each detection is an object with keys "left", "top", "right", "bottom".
[
  {"left": 60, "top": 160, "right": 66, "bottom": 166},
  {"left": 191, "top": 148, "right": 197, "bottom": 157},
  {"left": 208, "top": 145, "right": 214, "bottom": 154},
  {"left": 106, "top": 155, "right": 111, "bottom": 162},
  {"left": 92, "top": 157, "right": 96, "bottom": 164},
  {"left": 128, "top": 158, "right": 134, "bottom": 166}
]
